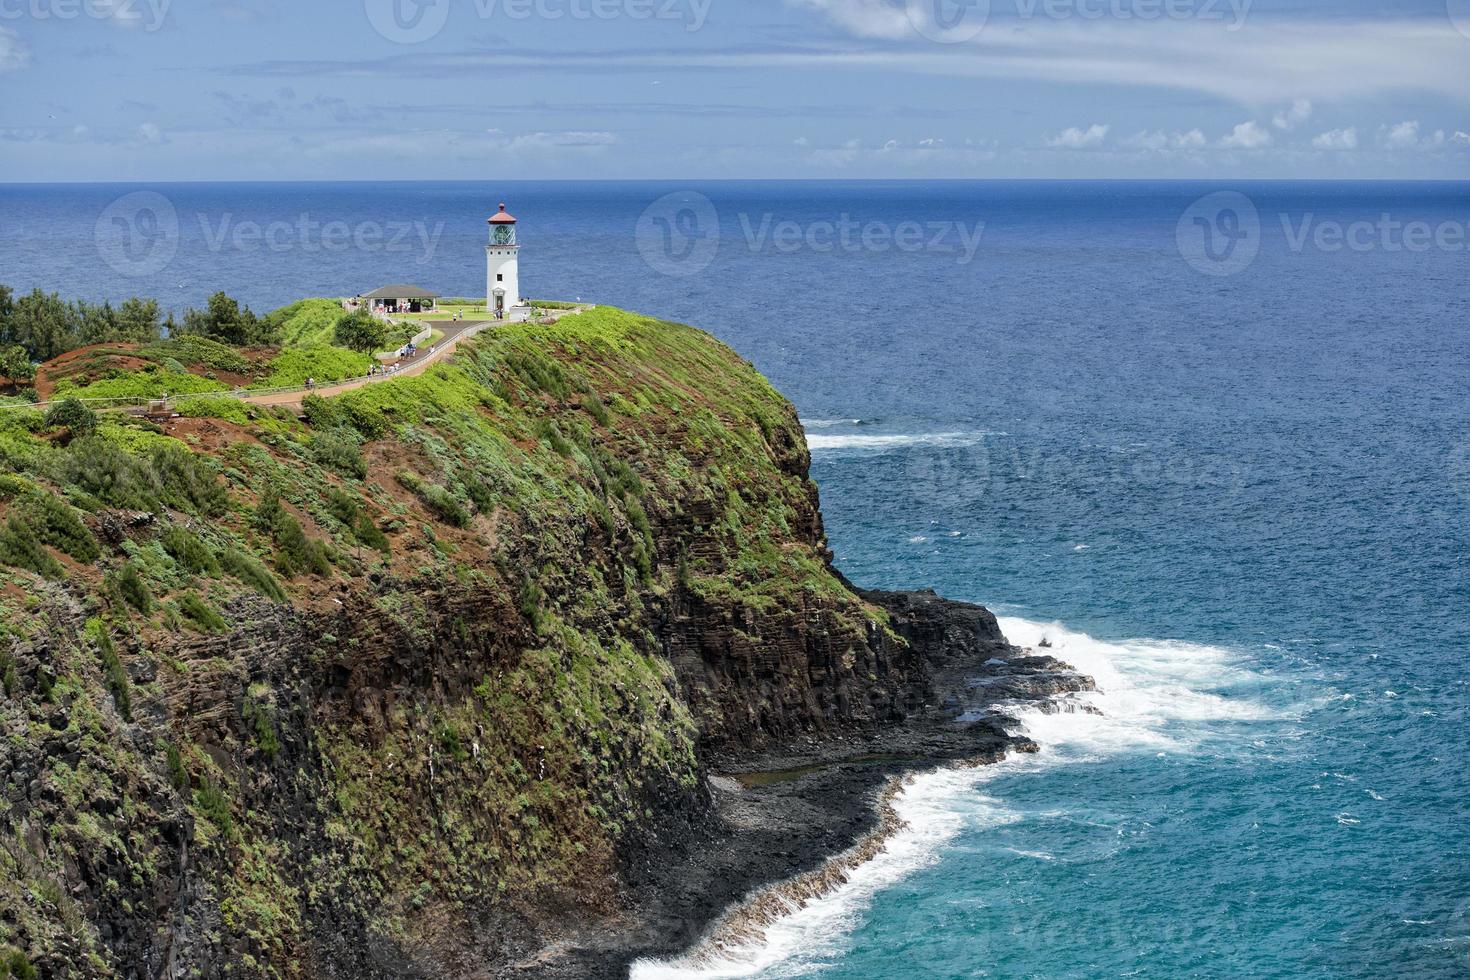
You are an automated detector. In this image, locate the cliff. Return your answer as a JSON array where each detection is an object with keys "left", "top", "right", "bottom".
[{"left": 0, "top": 307, "right": 1088, "bottom": 979}]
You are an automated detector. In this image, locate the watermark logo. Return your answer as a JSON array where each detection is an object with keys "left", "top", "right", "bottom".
[
  {"left": 906, "top": 0, "right": 990, "bottom": 43},
  {"left": 95, "top": 191, "right": 179, "bottom": 278},
  {"left": 95, "top": 191, "right": 446, "bottom": 278},
  {"left": 1177, "top": 191, "right": 1261, "bottom": 277},
  {"left": 1449, "top": 0, "right": 1470, "bottom": 40},
  {"left": 367, "top": 0, "right": 710, "bottom": 42},
  {"left": 636, "top": 191, "right": 721, "bottom": 277},
  {"left": 0, "top": 0, "right": 171, "bottom": 31},
  {"left": 364, "top": 0, "right": 451, "bottom": 43},
  {"left": 1281, "top": 214, "right": 1470, "bottom": 255}
]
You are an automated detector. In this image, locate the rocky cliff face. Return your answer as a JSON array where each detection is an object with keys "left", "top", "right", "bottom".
[{"left": 0, "top": 307, "right": 1079, "bottom": 979}]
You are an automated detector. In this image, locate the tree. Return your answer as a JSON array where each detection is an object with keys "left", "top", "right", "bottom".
[
  {"left": 44, "top": 397, "right": 98, "bottom": 437},
  {"left": 179, "top": 292, "right": 277, "bottom": 347},
  {"left": 4, "top": 289, "right": 73, "bottom": 362},
  {"left": 332, "top": 309, "right": 390, "bottom": 354},
  {"left": 0, "top": 345, "right": 33, "bottom": 382},
  {"left": 115, "top": 297, "right": 163, "bottom": 343}
]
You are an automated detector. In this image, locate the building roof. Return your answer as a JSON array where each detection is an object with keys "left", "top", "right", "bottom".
[
  {"left": 360, "top": 285, "right": 438, "bottom": 300},
  {"left": 488, "top": 203, "right": 517, "bottom": 224}
]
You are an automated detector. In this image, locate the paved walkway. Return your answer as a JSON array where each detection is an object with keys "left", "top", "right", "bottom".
[{"left": 243, "top": 317, "right": 496, "bottom": 409}]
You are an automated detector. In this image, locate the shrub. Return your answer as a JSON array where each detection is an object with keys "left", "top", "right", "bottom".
[
  {"left": 328, "top": 488, "right": 391, "bottom": 554},
  {"left": 115, "top": 561, "right": 154, "bottom": 613},
  {"left": 581, "top": 393, "right": 611, "bottom": 426},
  {"left": 44, "top": 397, "right": 97, "bottom": 437},
  {"left": 194, "top": 779, "right": 234, "bottom": 838},
  {"left": 219, "top": 547, "right": 286, "bottom": 601},
  {"left": 396, "top": 470, "right": 471, "bottom": 528},
  {"left": 3, "top": 949, "right": 38, "bottom": 980},
  {"left": 18, "top": 492, "right": 100, "bottom": 562},
  {"left": 333, "top": 308, "right": 391, "bottom": 353},
  {"left": 58, "top": 437, "right": 155, "bottom": 511},
  {"left": 312, "top": 427, "right": 367, "bottom": 479},
  {"left": 93, "top": 627, "right": 132, "bottom": 721},
  {"left": 0, "top": 516, "right": 62, "bottom": 578},
  {"left": 255, "top": 493, "right": 332, "bottom": 577},
  {"left": 177, "top": 593, "right": 227, "bottom": 633},
  {"left": 165, "top": 742, "right": 189, "bottom": 792},
  {"left": 149, "top": 444, "right": 228, "bottom": 517},
  {"left": 301, "top": 393, "right": 347, "bottom": 430},
  {"left": 161, "top": 526, "right": 220, "bottom": 576}
]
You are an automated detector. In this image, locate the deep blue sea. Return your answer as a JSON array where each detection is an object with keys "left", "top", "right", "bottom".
[{"left": 3, "top": 180, "right": 1468, "bottom": 978}]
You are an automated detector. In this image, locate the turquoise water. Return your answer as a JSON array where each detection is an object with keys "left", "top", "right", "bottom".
[{"left": 4, "top": 180, "right": 1467, "bottom": 977}]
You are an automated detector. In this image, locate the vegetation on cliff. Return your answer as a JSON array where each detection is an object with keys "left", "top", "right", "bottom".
[{"left": 0, "top": 304, "right": 906, "bottom": 977}]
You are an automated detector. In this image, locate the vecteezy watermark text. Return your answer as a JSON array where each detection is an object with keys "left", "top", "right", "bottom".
[
  {"left": 636, "top": 191, "right": 986, "bottom": 276},
  {"left": 0, "top": 0, "right": 171, "bottom": 30},
  {"left": 364, "top": 0, "right": 709, "bottom": 44},
  {"left": 738, "top": 213, "right": 986, "bottom": 262},
  {"left": 95, "top": 191, "right": 444, "bottom": 278},
  {"left": 903, "top": 0, "right": 1249, "bottom": 43},
  {"left": 1178, "top": 191, "right": 1470, "bottom": 275}
]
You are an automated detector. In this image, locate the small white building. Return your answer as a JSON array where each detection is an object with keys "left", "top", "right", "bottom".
[{"left": 486, "top": 203, "right": 522, "bottom": 315}]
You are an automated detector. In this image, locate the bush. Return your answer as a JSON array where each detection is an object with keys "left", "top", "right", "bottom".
[
  {"left": 301, "top": 393, "right": 347, "bottom": 430},
  {"left": 58, "top": 436, "right": 155, "bottom": 511},
  {"left": 327, "top": 488, "right": 391, "bottom": 554},
  {"left": 177, "top": 593, "right": 226, "bottom": 633},
  {"left": 3, "top": 949, "right": 38, "bottom": 980},
  {"left": 312, "top": 427, "right": 367, "bottom": 479},
  {"left": 255, "top": 493, "right": 332, "bottom": 577},
  {"left": 220, "top": 547, "right": 287, "bottom": 601},
  {"left": 18, "top": 492, "right": 99, "bottom": 562},
  {"left": 161, "top": 526, "right": 220, "bottom": 576},
  {"left": 150, "top": 444, "right": 228, "bottom": 516},
  {"left": 92, "top": 627, "right": 132, "bottom": 721},
  {"left": 581, "top": 394, "right": 611, "bottom": 426},
  {"left": 194, "top": 779, "right": 234, "bottom": 838},
  {"left": 165, "top": 742, "right": 189, "bottom": 792},
  {"left": 333, "top": 308, "right": 391, "bottom": 353},
  {"left": 0, "top": 516, "right": 62, "bottom": 578},
  {"left": 396, "top": 470, "right": 471, "bottom": 528},
  {"left": 44, "top": 397, "right": 98, "bottom": 437},
  {"left": 115, "top": 561, "right": 154, "bottom": 613}
]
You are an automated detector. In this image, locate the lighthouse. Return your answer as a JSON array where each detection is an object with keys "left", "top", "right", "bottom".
[{"left": 486, "top": 203, "right": 521, "bottom": 315}]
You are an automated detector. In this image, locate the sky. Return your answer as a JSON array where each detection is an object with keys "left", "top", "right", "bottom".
[{"left": 0, "top": 0, "right": 1468, "bottom": 180}]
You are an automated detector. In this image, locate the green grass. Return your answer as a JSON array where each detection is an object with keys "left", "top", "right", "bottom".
[
  {"left": 264, "top": 298, "right": 348, "bottom": 347},
  {"left": 53, "top": 369, "right": 229, "bottom": 400},
  {"left": 253, "top": 345, "right": 372, "bottom": 389}
]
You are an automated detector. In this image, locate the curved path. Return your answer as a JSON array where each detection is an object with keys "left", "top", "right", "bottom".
[{"left": 242, "top": 317, "right": 495, "bottom": 409}]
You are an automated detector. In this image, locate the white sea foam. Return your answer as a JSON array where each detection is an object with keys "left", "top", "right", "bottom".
[
  {"left": 799, "top": 418, "right": 863, "bottom": 428},
  {"left": 804, "top": 431, "right": 987, "bottom": 452},
  {"left": 632, "top": 616, "right": 1279, "bottom": 979}
]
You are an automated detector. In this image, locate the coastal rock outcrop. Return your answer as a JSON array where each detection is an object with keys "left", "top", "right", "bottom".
[{"left": 0, "top": 307, "right": 1091, "bottom": 979}]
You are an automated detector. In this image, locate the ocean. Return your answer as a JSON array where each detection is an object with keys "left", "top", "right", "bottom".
[{"left": 4, "top": 179, "right": 1468, "bottom": 978}]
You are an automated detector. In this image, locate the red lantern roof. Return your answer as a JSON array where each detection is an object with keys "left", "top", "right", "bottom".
[{"left": 488, "top": 203, "right": 517, "bottom": 224}]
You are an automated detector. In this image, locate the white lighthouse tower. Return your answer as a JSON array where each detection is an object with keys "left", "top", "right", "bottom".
[{"left": 486, "top": 203, "right": 521, "bottom": 316}]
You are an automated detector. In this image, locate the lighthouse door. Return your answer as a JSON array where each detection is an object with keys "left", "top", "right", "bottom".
[{"left": 494, "top": 293, "right": 505, "bottom": 315}]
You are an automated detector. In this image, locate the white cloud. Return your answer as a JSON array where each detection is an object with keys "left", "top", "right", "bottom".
[
  {"left": 1311, "top": 127, "right": 1358, "bottom": 150},
  {"left": 136, "top": 122, "right": 168, "bottom": 144},
  {"left": 764, "top": 8, "right": 1470, "bottom": 104},
  {"left": 1273, "top": 99, "right": 1313, "bottom": 130},
  {"left": 1047, "top": 123, "right": 1110, "bottom": 149},
  {"left": 1123, "top": 129, "right": 1206, "bottom": 151},
  {"left": 1454, "top": 132, "right": 1470, "bottom": 146},
  {"left": 1381, "top": 120, "right": 1448, "bottom": 150},
  {"left": 1383, "top": 120, "right": 1422, "bottom": 148},
  {"left": 0, "top": 27, "right": 32, "bottom": 73},
  {"left": 1220, "top": 120, "right": 1272, "bottom": 149}
]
